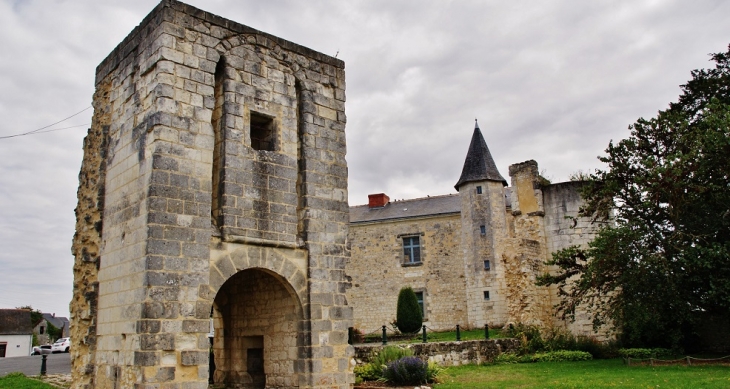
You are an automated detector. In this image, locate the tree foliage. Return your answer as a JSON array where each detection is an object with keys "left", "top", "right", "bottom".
[
  {"left": 538, "top": 45, "right": 730, "bottom": 348},
  {"left": 396, "top": 286, "right": 423, "bottom": 333}
]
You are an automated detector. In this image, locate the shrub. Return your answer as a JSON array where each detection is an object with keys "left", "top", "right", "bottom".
[
  {"left": 529, "top": 350, "right": 593, "bottom": 362},
  {"left": 618, "top": 348, "right": 675, "bottom": 359},
  {"left": 495, "top": 350, "right": 592, "bottom": 363},
  {"left": 372, "top": 345, "right": 413, "bottom": 366},
  {"left": 354, "top": 346, "right": 414, "bottom": 382},
  {"left": 383, "top": 356, "right": 428, "bottom": 385},
  {"left": 396, "top": 287, "right": 423, "bottom": 333},
  {"left": 502, "top": 323, "right": 618, "bottom": 358},
  {"left": 354, "top": 363, "right": 384, "bottom": 382}
]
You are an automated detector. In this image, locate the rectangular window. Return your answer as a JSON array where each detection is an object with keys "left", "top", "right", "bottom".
[
  {"left": 415, "top": 291, "right": 425, "bottom": 317},
  {"left": 250, "top": 112, "right": 275, "bottom": 151},
  {"left": 483, "top": 291, "right": 490, "bottom": 300},
  {"left": 403, "top": 236, "right": 421, "bottom": 264},
  {"left": 483, "top": 260, "right": 491, "bottom": 271},
  {"left": 476, "top": 186, "right": 483, "bottom": 194},
  {"left": 480, "top": 225, "right": 486, "bottom": 235}
]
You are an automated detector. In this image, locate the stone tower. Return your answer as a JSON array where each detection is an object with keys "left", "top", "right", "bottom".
[
  {"left": 70, "top": 1, "right": 352, "bottom": 388},
  {"left": 454, "top": 121, "right": 510, "bottom": 326}
]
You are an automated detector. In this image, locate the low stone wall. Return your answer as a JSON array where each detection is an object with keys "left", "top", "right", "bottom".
[{"left": 354, "top": 339, "right": 519, "bottom": 366}]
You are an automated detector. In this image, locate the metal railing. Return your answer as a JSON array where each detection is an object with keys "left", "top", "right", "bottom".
[{"left": 348, "top": 324, "right": 495, "bottom": 345}]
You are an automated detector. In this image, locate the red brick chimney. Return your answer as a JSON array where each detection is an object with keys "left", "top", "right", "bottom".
[{"left": 368, "top": 193, "right": 390, "bottom": 208}]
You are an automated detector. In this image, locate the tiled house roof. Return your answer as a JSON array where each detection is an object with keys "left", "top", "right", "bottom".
[
  {"left": 350, "top": 194, "right": 461, "bottom": 223},
  {"left": 0, "top": 309, "right": 32, "bottom": 335}
]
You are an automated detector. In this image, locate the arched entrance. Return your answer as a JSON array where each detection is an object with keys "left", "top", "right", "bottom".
[{"left": 212, "top": 268, "right": 303, "bottom": 388}]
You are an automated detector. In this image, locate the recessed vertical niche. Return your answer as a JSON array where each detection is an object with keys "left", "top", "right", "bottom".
[
  {"left": 249, "top": 112, "right": 275, "bottom": 151},
  {"left": 211, "top": 57, "right": 225, "bottom": 227}
]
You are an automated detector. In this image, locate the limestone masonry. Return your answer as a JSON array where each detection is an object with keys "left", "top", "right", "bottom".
[
  {"left": 71, "top": 1, "right": 351, "bottom": 388},
  {"left": 346, "top": 122, "right": 604, "bottom": 338}
]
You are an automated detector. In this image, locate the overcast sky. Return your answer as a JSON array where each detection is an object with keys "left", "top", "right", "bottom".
[{"left": 1, "top": 0, "right": 728, "bottom": 319}]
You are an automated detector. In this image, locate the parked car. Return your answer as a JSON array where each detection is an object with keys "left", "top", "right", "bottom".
[
  {"left": 51, "top": 337, "right": 70, "bottom": 353},
  {"left": 31, "top": 345, "right": 52, "bottom": 355}
]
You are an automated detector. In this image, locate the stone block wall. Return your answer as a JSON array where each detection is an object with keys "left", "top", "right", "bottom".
[
  {"left": 353, "top": 339, "right": 519, "bottom": 367},
  {"left": 502, "top": 161, "right": 553, "bottom": 327},
  {"left": 347, "top": 213, "right": 467, "bottom": 332},
  {"left": 72, "top": 1, "right": 352, "bottom": 388},
  {"left": 543, "top": 181, "right": 606, "bottom": 338}
]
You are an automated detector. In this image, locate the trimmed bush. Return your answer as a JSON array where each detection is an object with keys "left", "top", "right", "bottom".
[
  {"left": 396, "top": 286, "right": 423, "bottom": 333},
  {"left": 529, "top": 350, "right": 593, "bottom": 362},
  {"left": 618, "top": 348, "right": 674, "bottom": 359},
  {"left": 495, "top": 350, "right": 592, "bottom": 363},
  {"left": 383, "top": 356, "right": 428, "bottom": 385}
]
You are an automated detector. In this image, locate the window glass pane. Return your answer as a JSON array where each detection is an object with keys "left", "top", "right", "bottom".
[{"left": 413, "top": 247, "right": 421, "bottom": 262}]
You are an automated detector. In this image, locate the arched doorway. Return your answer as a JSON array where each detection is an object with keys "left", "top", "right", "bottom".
[{"left": 212, "top": 268, "right": 303, "bottom": 388}]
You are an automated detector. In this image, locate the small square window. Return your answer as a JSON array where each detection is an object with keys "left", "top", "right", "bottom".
[
  {"left": 483, "top": 260, "right": 491, "bottom": 271},
  {"left": 250, "top": 112, "right": 275, "bottom": 151},
  {"left": 480, "top": 225, "right": 486, "bottom": 235},
  {"left": 476, "top": 186, "right": 483, "bottom": 194},
  {"left": 403, "top": 236, "right": 421, "bottom": 264},
  {"left": 483, "top": 291, "right": 490, "bottom": 300}
]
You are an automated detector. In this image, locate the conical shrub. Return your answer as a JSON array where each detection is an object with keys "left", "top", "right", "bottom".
[{"left": 396, "top": 286, "right": 423, "bottom": 333}]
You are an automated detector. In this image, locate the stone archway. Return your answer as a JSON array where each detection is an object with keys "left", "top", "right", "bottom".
[{"left": 212, "top": 268, "right": 303, "bottom": 388}]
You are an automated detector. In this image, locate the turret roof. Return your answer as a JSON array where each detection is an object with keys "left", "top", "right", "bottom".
[{"left": 454, "top": 120, "right": 507, "bottom": 190}]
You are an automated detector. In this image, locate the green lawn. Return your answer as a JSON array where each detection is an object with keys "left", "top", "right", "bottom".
[
  {"left": 435, "top": 359, "right": 730, "bottom": 388},
  {"left": 0, "top": 373, "right": 55, "bottom": 389}
]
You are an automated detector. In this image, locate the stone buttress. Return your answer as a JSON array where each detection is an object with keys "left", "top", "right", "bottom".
[{"left": 71, "top": 1, "right": 353, "bottom": 388}]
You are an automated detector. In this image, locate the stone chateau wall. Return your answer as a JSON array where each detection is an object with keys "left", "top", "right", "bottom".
[{"left": 347, "top": 211, "right": 467, "bottom": 332}]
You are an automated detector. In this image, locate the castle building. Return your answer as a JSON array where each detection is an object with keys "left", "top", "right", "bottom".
[
  {"left": 346, "top": 121, "right": 601, "bottom": 337},
  {"left": 71, "top": 1, "right": 352, "bottom": 388}
]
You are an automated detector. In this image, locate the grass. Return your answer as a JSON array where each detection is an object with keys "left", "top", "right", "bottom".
[
  {"left": 0, "top": 373, "right": 56, "bottom": 389},
  {"left": 412, "top": 328, "right": 505, "bottom": 343},
  {"left": 435, "top": 359, "right": 730, "bottom": 388}
]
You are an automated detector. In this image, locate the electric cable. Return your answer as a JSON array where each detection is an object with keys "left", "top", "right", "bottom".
[{"left": 0, "top": 106, "right": 92, "bottom": 140}]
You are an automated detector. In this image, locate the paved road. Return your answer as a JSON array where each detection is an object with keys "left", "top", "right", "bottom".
[{"left": 0, "top": 353, "right": 71, "bottom": 376}]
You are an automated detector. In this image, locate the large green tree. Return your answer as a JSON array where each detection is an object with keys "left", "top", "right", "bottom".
[{"left": 538, "top": 45, "right": 730, "bottom": 348}]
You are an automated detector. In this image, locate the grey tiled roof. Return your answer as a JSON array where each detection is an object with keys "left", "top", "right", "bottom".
[
  {"left": 42, "top": 313, "right": 69, "bottom": 332},
  {"left": 350, "top": 188, "right": 512, "bottom": 223},
  {"left": 0, "top": 309, "right": 32, "bottom": 335},
  {"left": 350, "top": 194, "right": 461, "bottom": 223},
  {"left": 454, "top": 122, "right": 507, "bottom": 189}
]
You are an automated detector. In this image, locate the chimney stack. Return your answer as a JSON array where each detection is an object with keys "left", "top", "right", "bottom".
[{"left": 368, "top": 193, "right": 390, "bottom": 208}]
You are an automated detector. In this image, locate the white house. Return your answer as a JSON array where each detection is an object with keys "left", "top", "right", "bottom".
[{"left": 0, "top": 309, "right": 33, "bottom": 357}]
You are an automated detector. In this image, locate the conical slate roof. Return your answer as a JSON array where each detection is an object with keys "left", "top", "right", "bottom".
[{"left": 455, "top": 120, "right": 507, "bottom": 190}]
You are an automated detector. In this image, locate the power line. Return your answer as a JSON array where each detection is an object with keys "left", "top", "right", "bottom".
[{"left": 0, "top": 106, "right": 92, "bottom": 140}]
